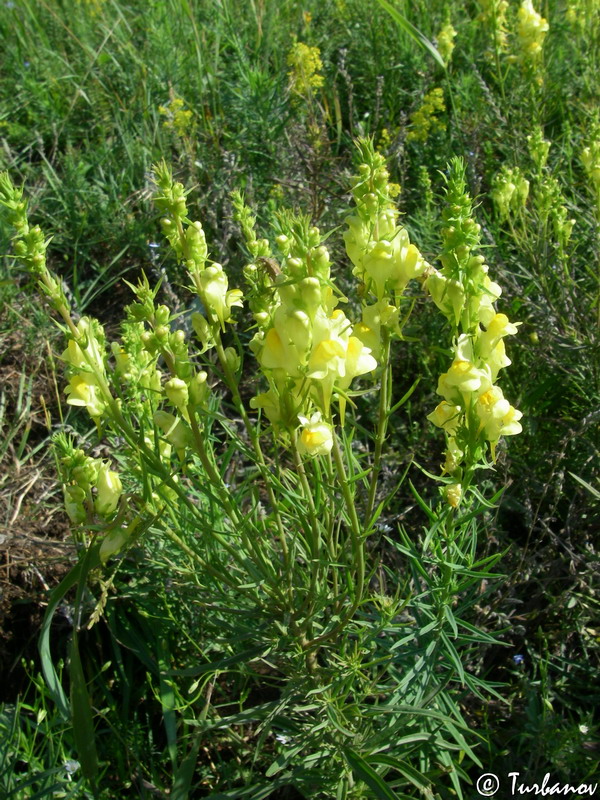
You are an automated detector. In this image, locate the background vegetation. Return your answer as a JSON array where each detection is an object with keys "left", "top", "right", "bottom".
[{"left": 0, "top": 0, "right": 598, "bottom": 797}]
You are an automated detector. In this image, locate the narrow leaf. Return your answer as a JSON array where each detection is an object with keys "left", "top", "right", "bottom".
[
  {"left": 344, "top": 748, "right": 400, "bottom": 800},
  {"left": 375, "top": 0, "right": 445, "bottom": 68},
  {"left": 69, "top": 632, "right": 98, "bottom": 782}
]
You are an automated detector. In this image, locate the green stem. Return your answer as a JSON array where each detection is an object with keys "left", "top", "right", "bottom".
[
  {"left": 213, "top": 334, "right": 291, "bottom": 578},
  {"left": 306, "top": 431, "right": 365, "bottom": 650},
  {"left": 290, "top": 428, "right": 321, "bottom": 617},
  {"left": 186, "top": 405, "right": 278, "bottom": 587},
  {"left": 365, "top": 327, "right": 392, "bottom": 527},
  {"left": 56, "top": 293, "right": 265, "bottom": 582},
  {"left": 162, "top": 526, "right": 240, "bottom": 592}
]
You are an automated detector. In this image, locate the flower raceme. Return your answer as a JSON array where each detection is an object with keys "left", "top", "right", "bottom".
[
  {"left": 237, "top": 183, "right": 397, "bottom": 448},
  {"left": 425, "top": 160, "right": 523, "bottom": 503},
  {"left": 1, "top": 147, "right": 523, "bottom": 525},
  {"left": 516, "top": 0, "right": 549, "bottom": 64},
  {"left": 343, "top": 138, "right": 428, "bottom": 358},
  {"left": 55, "top": 437, "right": 123, "bottom": 524},
  {"left": 491, "top": 166, "right": 530, "bottom": 221},
  {"left": 62, "top": 318, "right": 109, "bottom": 421},
  {"left": 243, "top": 212, "right": 378, "bottom": 433},
  {"left": 437, "top": 23, "right": 457, "bottom": 66}
]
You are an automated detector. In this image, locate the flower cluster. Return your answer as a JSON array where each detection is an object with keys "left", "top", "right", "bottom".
[
  {"left": 527, "top": 127, "right": 551, "bottom": 174},
  {"left": 566, "top": 0, "right": 600, "bottom": 31},
  {"left": 516, "top": 0, "right": 549, "bottom": 65},
  {"left": 158, "top": 96, "right": 195, "bottom": 139},
  {"left": 0, "top": 173, "right": 69, "bottom": 312},
  {"left": 582, "top": 127, "right": 600, "bottom": 217},
  {"left": 478, "top": 0, "right": 509, "bottom": 52},
  {"left": 343, "top": 139, "right": 427, "bottom": 360},
  {"left": 110, "top": 316, "right": 162, "bottom": 415},
  {"left": 407, "top": 88, "right": 446, "bottom": 144},
  {"left": 239, "top": 211, "right": 377, "bottom": 452},
  {"left": 75, "top": 0, "right": 107, "bottom": 17},
  {"left": 287, "top": 42, "right": 324, "bottom": 97},
  {"left": 154, "top": 162, "right": 243, "bottom": 336},
  {"left": 62, "top": 317, "right": 111, "bottom": 422},
  {"left": 491, "top": 166, "right": 530, "bottom": 221},
  {"left": 56, "top": 435, "right": 123, "bottom": 524},
  {"left": 437, "top": 23, "right": 457, "bottom": 65},
  {"left": 534, "top": 175, "right": 575, "bottom": 249},
  {"left": 425, "top": 160, "right": 522, "bottom": 505}
]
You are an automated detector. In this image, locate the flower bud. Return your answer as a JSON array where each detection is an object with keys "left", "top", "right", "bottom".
[
  {"left": 164, "top": 377, "right": 189, "bottom": 410},
  {"left": 298, "top": 277, "right": 322, "bottom": 313},
  {"left": 276, "top": 234, "right": 290, "bottom": 255},
  {"left": 154, "top": 325, "right": 169, "bottom": 342},
  {"left": 308, "top": 226, "right": 320, "bottom": 246},
  {"left": 224, "top": 347, "right": 241, "bottom": 374},
  {"left": 155, "top": 305, "right": 170, "bottom": 326},
  {"left": 189, "top": 370, "right": 209, "bottom": 407},
  {"left": 445, "top": 483, "right": 462, "bottom": 509},
  {"left": 191, "top": 312, "right": 215, "bottom": 352},
  {"left": 64, "top": 484, "right": 87, "bottom": 524}
]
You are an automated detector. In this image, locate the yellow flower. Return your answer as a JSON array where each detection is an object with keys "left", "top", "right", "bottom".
[
  {"left": 361, "top": 229, "right": 426, "bottom": 299},
  {"left": 335, "top": 335, "right": 378, "bottom": 424},
  {"left": 261, "top": 307, "right": 312, "bottom": 376},
  {"left": 476, "top": 386, "right": 523, "bottom": 441},
  {"left": 94, "top": 463, "right": 122, "bottom": 518},
  {"left": 517, "top": 0, "right": 549, "bottom": 63},
  {"left": 427, "top": 401, "right": 462, "bottom": 434},
  {"left": 306, "top": 309, "right": 376, "bottom": 414},
  {"left": 476, "top": 274, "right": 503, "bottom": 327},
  {"left": 445, "top": 483, "right": 463, "bottom": 508},
  {"left": 353, "top": 300, "right": 399, "bottom": 359},
  {"left": 159, "top": 97, "right": 195, "bottom": 138},
  {"left": 297, "top": 413, "right": 333, "bottom": 457},
  {"left": 287, "top": 42, "right": 324, "bottom": 96},
  {"left": 62, "top": 339, "right": 87, "bottom": 369},
  {"left": 437, "top": 23, "right": 457, "bottom": 65},
  {"left": 111, "top": 342, "right": 130, "bottom": 374},
  {"left": 425, "top": 269, "right": 465, "bottom": 327},
  {"left": 338, "top": 336, "right": 378, "bottom": 390},
  {"left": 61, "top": 318, "right": 106, "bottom": 373},
  {"left": 64, "top": 374, "right": 106, "bottom": 419},
  {"left": 198, "top": 263, "right": 243, "bottom": 329},
  {"left": 486, "top": 339, "right": 512, "bottom": 380},
  {"left": 343, "top": 214, "right": 369, "bottom": 275},
  {"left": 437, "top": 360, "right": 491, "bottom": 405},
  {"left": 478, "top": 313, "right": 520, "bottom": 360},
  {"left": 582, "top": 139, "right": 600, "bottom": 193},
  {"left": 407, "top": 88, "right": 446, "bottom": 143}
]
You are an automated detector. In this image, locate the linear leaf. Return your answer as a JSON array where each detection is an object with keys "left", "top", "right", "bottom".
[
  {"left": 344, "top": 748, "right": 400, "bottom": 800},
  {"left": 69, "top": 632, "right": 98, "bottom": 783},
  {"left": 375, "top": 0, "right": 445, "bottom": 67}
]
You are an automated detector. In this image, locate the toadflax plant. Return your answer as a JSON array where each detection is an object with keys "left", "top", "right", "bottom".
[{"left": 0, "top": 144, "right": 522, "bottom": 799}]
